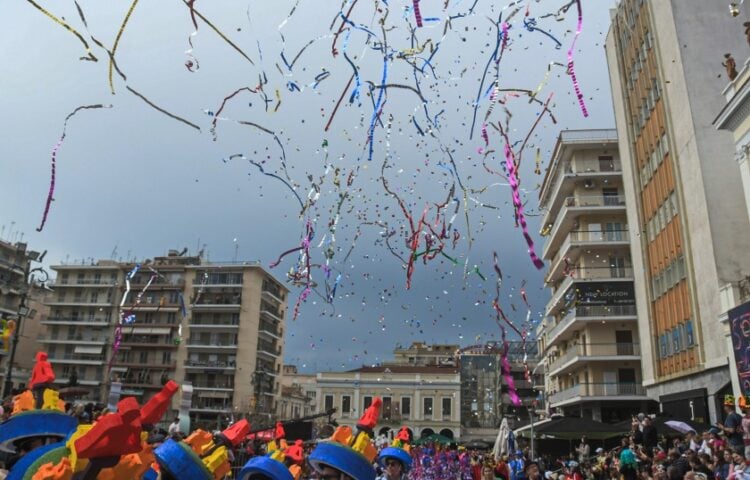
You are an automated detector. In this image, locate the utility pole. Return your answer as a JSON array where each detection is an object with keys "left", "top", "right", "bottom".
[{"left": 2, "top": 249, "right": 46, "bottom": 398}]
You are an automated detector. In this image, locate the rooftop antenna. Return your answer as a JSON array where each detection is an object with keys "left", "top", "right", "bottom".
[
  {"left": 110, "top": 245, "right": 118, "bottom": 260},
  {"left": 0, "top": 225, "right": 5, "bottom": 241},
  {"left": 233, "top": 238, "right": 239, "bottom": 262},
  {"left": 7, "top": 221, "right": 15, "bottom": 244}
]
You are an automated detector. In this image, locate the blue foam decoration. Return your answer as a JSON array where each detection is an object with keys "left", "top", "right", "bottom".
[
  {"left": 6, "top": 441, "right": 65, "bottom": 480},
  {"left": 142, "top": 468, "right": 159, "bottom": 480},
  {"left": 378, "top": 447, "right": 412, "bottom": 472},
  {"left": 154, "top": 438, "right": 213, "bottom": 480},
  {"left": 0, "top": 411, "right": 78, "bottom": 453},
  {"left": 239, "top": 455, "right": 293, "bottom": 480},
  {"left": 308, "top": 442, "right": 375, "bottom": 480}
]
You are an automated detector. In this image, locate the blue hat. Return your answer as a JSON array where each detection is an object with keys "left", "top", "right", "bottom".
[
  {"left": 239, "top": 455, "right": 294, "bottom": 480},
  {"left": 154, "top": 438, "right": 214, "bottom": 480},
  {"left": 0, "top": 411, "right": 78, "bottom": 453},
  {"left": 378, "top": 446, "right": 412, "bottom": 472},
  {"left": 309, "top": 442, "right": 376, "bottom": 480}
]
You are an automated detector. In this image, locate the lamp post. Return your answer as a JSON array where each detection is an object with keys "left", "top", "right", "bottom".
[{"left": 2, "top": 250, "right": 46, "bottom": 398}]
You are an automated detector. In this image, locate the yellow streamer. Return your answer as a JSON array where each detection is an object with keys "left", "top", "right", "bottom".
[
  {"left": 109, "top": 0, "right": 141, "bottom": 94},
  {"left": 25, "top": 0, "right": 97, "bottom": 62}
]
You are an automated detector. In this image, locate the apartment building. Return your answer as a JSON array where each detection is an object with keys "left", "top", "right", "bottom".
[
  {"left": 606, "top": 0, "right": 750, "bottom": 422},
  {"left": 537, "top": 129, "right": 654, "bottom": 423},
  {"left": 40, "top": 250, "right": 288, "bottom": 429},
  {"left": 389, "top": 342, "right": 459, "bottom": 367},
  {"left": 315, "top": 365, "right": 461, "bottom": 440},
  {"left": 0, "top": 240, "right": 45, "bottom": 389},
  {"left": 460, "top": 342, "right": 542, "bottom": 440},
  {"left": 279, "top": 364, "right": 317, "bottom": 419}
]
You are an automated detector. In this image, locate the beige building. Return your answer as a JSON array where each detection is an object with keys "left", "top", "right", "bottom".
[
  {"left": 390, "top": 342, "right": 459, "bottom": 367},
  {"left": 537, "top": 129, "right": 653, "bottom": 423},
  {"left": 315, "top": 365, "right": 461, "bottom": 440},
  {"left": 605, "top": 0, "right": 750, "bottom": 422},
  {"left": 279, "top": 364, "right": 317, "bottom": 419},
  {"left": 714, "top": 46, "right": 750, "bottom": 398},
  {"left": 40, "top": 250, "right": 288, "bottom": 429}
]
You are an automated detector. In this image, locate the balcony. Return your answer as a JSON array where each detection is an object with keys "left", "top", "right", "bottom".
[
  {"left": 257, "top": 341, "right": 281, "bottom": 358},
  {"left": 0, "top": 302, "right": 20, "bottom": 316},
  {"left": 111, "top": 360, "right": 177, "bottom": 369},
  {"left": 0, "top": 257, "right": 25, "bottom": 275},
  {"left": 545, "top": 305, "right": 638, "bottom": 345},
  {"left": 549, "top": 382, "right": 648, "bottom": 406},
  {"left": 46, "top": 299, "right": 113, "bottom": 308},
  {"left": 543, "top": 195, "right": 627, "bottom": 258},
  {"left": 547, "top": 343, "right": 641, "bottom": 376},
  {"left": 259, "top": 320, "right": 280, "bottom": 339},
  {"left": 48, "top": 355, "right": 106, "bottom": 365},
  {"left": 261, "top": 289, "right": 284, "bottom": 304},
  {"left": 546, "top": 230, "right": 631, "bottom": 283},
  {"left": 186, "top": 340, "right": 237, "bottom": 350},
  {"left": 546, "top": 267, "right": 634, "bottom": 316},
  {"left": 260, "top": 309, "right": 283, "bottom": 322},
  {"left": 184, "top": 360, "right": 236, "bottom": 371},
  {"left": 38, "top": 335, "right": 108, "bottom": 346},
  {"left": 50, "top": 278, "right": 117, "bottom": 287},
  {"left": 192, "top": 295, "right": 241, "bottom": 310},
  {"left": 41, "top": 317, "right": 111, "bottom": 327},
  {"left": 189, "top": 318, "right": 239, "bottom": 329}
]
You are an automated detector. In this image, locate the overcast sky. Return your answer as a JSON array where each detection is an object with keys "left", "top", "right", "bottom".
[{"left": 0, "top": 0, "right": 617, "bottom": 372}]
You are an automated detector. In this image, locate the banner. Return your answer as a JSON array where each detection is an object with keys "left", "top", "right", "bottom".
[
  {"left": 729, "top": 301, "right": 750, "bottom": 397},
  {"left": 565, "top": 281, "right": 635, "bottom": 307}
]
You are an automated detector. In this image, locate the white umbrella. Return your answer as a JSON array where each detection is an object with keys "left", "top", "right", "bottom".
[
  {"left": 665, "top": 420, "right": 696, "bottom": 435},
  {"left": 493, "top": 417, "right": 510, "bottom": 461}
]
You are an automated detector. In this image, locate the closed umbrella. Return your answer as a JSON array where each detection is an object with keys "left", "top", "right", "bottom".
[
  {"left": 493, "top": 418, "right": 510, "bottom": 460},
  {"left": 664, "top": 420, "right": 697, "bottom": 435}
]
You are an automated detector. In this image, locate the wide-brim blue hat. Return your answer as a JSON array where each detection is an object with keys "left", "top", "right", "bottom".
[
  {"left": 0, "top": 411, "right": 78, "bottom": 453},
  {"left": 239, "top": 455, "right": 293, "bottom": 480},
  {"left": 154, "top": 438, "right": 214, "bottom": 480},
  {"left": 378, "top": 447, "right": 412, "bottom": 472},
  {"left": 6, "top": 441, "right": 67, "bottom": 480},
  {"left": 308, "top": 441, "right": 375, "bottom": 480}
]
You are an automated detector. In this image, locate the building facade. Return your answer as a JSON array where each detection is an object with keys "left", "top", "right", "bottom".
[
  {"left": 606, "top": 0, "right": 750, "bottom": 422},
  {"left": 315, "top": 365, "right": 461, "bottom": 440},
  {"left": 390, "top": 342, "right": 459, "bottom": 367},
  {"left": 459, "top": 342, "right": 542, "bottom": 440},
  {"left": 40, "top": 250, "right": 288, "bottom": 429},
  {"left": 537, "top": 129, "right": 653, "bottom": 423},
  {"left": 279, "top": 364, "right": 317, "bottom": 419}
]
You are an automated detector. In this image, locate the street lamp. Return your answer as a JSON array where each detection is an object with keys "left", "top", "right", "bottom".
[{"left": 2, "top": 250, "right": 47, "bottom": 398}]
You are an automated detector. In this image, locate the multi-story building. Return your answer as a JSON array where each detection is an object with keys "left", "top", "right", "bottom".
[
  {"left": 538, "top": 129, "right": 652, "bottom": 423},
  {"left": 606, "top": 0, "right": 750, "bottom": 422},
  {"left": 459, "top": 342, "right": 542, "bottom": 440},
  {"left": 0, "top": 240, "right": 45, "bottom": 391},
  {"left": 390, "top": 342, "right": 459, "bottom": 367},
  {"left": 40, "top": 250, "right": 289, "bottom": 429},
  {"left": 315, "top": 365, "right": 461, "bottom": 440}
]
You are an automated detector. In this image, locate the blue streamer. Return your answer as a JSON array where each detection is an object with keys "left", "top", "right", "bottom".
[{"left": 367, "top": 57, "right": 389, "bottom": 162}]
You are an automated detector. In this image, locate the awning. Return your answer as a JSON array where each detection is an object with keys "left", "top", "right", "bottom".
[
  {"left": 514, "top": 416, "right": 622, "bottom": 440},
  {"left": 74, "top": 345, "right": 103, "bottom": 355},
  {"left": 130, "top": 327, "right": 172, "bottom": 335},
  {"left": 196, "top": 390, "right": 231, "bottom": 399}
]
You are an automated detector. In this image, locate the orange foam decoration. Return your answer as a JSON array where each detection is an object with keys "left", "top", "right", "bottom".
[
  {"left": 12, "top": 390, "right": 34, "bottom": 414},
  {"left": 330, "top": 426, "right": 353, "bottom": 445},
  {"left": 98, "top": 452, "right": 148, "bottom": 480},
  {"left": 289, "top": 464, "right": 302, "bottom": 480},
  {"left": 284, "top": 439, "right": 305, "bottom": 465},
  {"left": 30, "top": 351, "right": 55, "bottom": 387},
  {"left": 185, "top": 430, "right": 214, "bottom": 456},
  {"left": 74, "top": 397, "right": 142, "bottom": 458},
  {"left": 221, "top": 419, "right": 250, "bottom": 447},
  {"left": 213, "top": 461, "right": 231, "bottom": 480},
  {"left": 140, "top": 380, "right": 179, "bottom": 425},
  {"left": 31, "top": 457, "right": 73, "bottom": 480},
  {"left": 356, "top": 396, "right": 382, "bottom": 431}
]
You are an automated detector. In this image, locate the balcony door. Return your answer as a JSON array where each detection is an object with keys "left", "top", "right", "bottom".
[
  {"left": 602, "top": 187, "right": 620, "bottom": 206},
  {"left": 605, "top": 222, "right": 625, "bottom": 241},
  {"left": 603, "top": 371, "right": 617, "bottom": 396},
  {"left": 609, "top": 257, "right": 628, "bottom": 278},
  {"left": 615, "top": 330, "right": 634, "bottom": 355},
  {"left": 618, "top": 368, "right": 637, "bottom": 395}
]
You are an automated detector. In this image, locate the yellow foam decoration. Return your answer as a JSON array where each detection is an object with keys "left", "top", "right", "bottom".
[
  {"left": 267, "top": 440, "right": 279, "bottom": 452},
  {"left": 201, "top": 446, "right": 229, "bottom": 479},
  {"left": 66, "top": 424, "right": 94, "bottom": 472},
  {"left": 351, "top": 432, "right": 377, "bottom": 462},
  {"left": 269, "top": 449, "right": 286, "bottom": 463},
  {"left": 31, "top": 457, "right": 73, "bottom": 480},
  {"left": 42, "top": 389, "right": 63, "bottom": 411}
]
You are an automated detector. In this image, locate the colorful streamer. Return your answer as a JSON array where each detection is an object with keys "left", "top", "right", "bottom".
[
  {"left": 504, "top": 143, "right": 545, "bottom": 269},
  {"left": 567, "top": 0, "right": 589, "bottom": 117}
]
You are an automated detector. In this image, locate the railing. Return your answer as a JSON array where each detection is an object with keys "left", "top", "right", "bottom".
[
  {"left": 546, "top": 305, "right": 637, "bottom": 341},
  {"left": 193, "top": 296, "right": 242, "bottom": 306},
  {"left": 548, "top": 343, "right": 641, "bottom": 372},
  {"left": 257, "top": 341, "right": 280, "bottom": 356},
  {"left": 559, "top": 129, "right": 618, "bottom": 143},
  {"left": 0, "top": 257, "right": 24, "bottom": 271},
  {"left": 564, "top": 195, "right": 626, "bottom": 208},
  {"left": 38, "top": 334, "right": 108, "bottom": 343},
  {"left": 544, "top": 158, "right": 622, "bottom": 209},
  {"left": 42, "top": 316, "right": 111, "bottom": 324},
  {"left": 187, "top": 340, "right": 237, "bottom": 348},
  {"left": 191, "top": 318, "right": 239, "bottom": 326},
  {"left": 549, "top": 230, "right": 630, "bottom": 273},
  {"left": 185, "top": 360, "right": 236, "bottom": 368},
  {"left": 49, "top": 354, "right": 106, "bottom": 363},
  {"left": 549, "top": 382, "right": 646, "bottom": 404},
  {"left": 547, "top": 268, "right": 634, "bottom": 314},
  {"left": 191, "top": 382, "right": 235, "bottom": 389},
  {"left": 259, "top": 320, "right": 280, "bottom": 336}
]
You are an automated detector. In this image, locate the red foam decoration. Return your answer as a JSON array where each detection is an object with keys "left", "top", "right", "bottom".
[
  {"left": 221, "top": 419, "right": 250, "bottom": 447},
  {"left": 284, "top": 439, "right": 304, "bottom": 464},
  {"left": 30, "top": 351, "right": 55, "bottom": 387},
  {"left": 75, "top": 397, "right": 142, "bottom": 458},
  {"left": 395, "top": 426, "right": 410, "bottom": 443},
  {"left": 140, "top": 381, "right": 179, "bottom": 425},
  {"left": 275, "top": 421, "right": 286, "bottom": 440},
  {"left": 356, "top": 397, "right": 382, "bottom": 431}
]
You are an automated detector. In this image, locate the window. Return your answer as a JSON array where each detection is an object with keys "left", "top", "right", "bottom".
[
  {"left": 90, "top": 291, "right": 99, "bottom": 303},
  {"left": 363, "top": 396, "right": 373, "bottom": 411},
  {"left": 401, "top": 397, "right": 411, "bottom": 417},
  {"left": 672, "top": 328, "right": 681, "bottom": 353},
  {"left": 659, "top": 335, "right": 667, "bottom": 359},
  {"left": 162, "top": 351, "right": 171, "bottom": 364},
  {"left": 139, "top": 351, "right": 149, "bottom": 363},
  {"left": 423, "top": 397, "right": 433, "bottom": 418},
  {"left": 93, "top": 272, "right": 101, "bottom": 284},
  {"left": 442, "top": 397, "right": 452, "bottom": 418},
  {"left": 685, "top": 320, "right": 695, "bottom": 346},
  {"left": 342, "top": 395, "right": 351, "bottom": 414},
  {"left": 324, "top": 395, "right": 334, "bottom": 412}
]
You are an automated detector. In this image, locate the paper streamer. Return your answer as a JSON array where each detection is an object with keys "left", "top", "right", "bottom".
[
  {"left": 504, "top": 143, "right": 544, "bottom": 269},
  {"left": 567, "top": 0, "right": 589, "bottom": 117}
]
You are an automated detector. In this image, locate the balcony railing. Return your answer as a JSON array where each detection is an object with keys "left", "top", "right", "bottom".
[
  {"left": 546, "top": 305, "right": 637, "bottom": 342},
  {"left": 548, "top": 343, "right": 641, "bottom": 372},
  {"left": 549, "top": 230, "right": 630, "bottom": 271},
  {"left": 547, "top": 268, "right": 633, "bottom": 314},
  {"left": 185, "top": 360, "right": 236, "bottom": 369},
  {"left": 42, "top": 317, "right": 111, "bottom": 325},
  {"left": 564, "top": 195, "right": 626, "bottom": 208},
  {"left": 549, "top": 382, "right": 647, "bottom": 404},
  {"left": 544, "top": 158, "right": 622, "bottom": 210},
  {"left": 187, "top": 341, "right": 237, "bottom": 348}
]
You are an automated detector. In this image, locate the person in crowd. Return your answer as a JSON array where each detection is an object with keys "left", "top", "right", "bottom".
[
  {"left": 495, "top": 455, "right": 511, "bottom": 480},
  {"left": 481, "top": 464, "right": 496, "bottom": 480},
  {"left": 510, "top": 450, "right": 526, "bottom": 480},
  {"left": 168, "top": 416, "right": 180, "bottom": 435},
  {"left": 525, "top": 461, "right": 542, "bottom": 480},
  {"left": 718, "top": 396, "right": 745, "bottom": 453},
  {"left": 576, "top": 437, "right": 590, "bottom": 463}
]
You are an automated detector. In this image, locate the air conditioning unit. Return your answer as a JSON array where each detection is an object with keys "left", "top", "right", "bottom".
[{"left": 583, "top": 179, "right": 595, "bottom": 189}]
